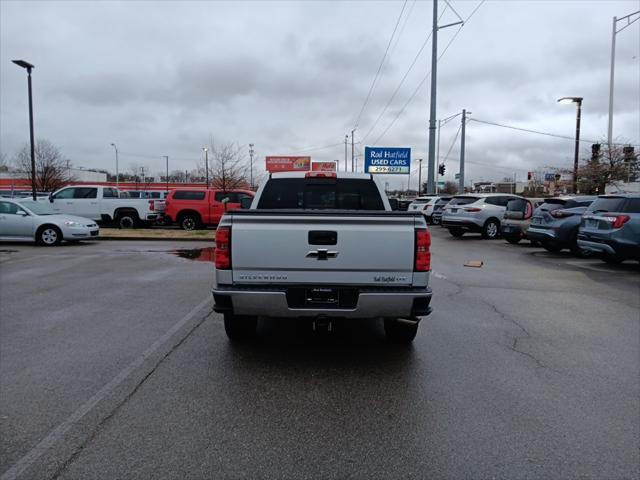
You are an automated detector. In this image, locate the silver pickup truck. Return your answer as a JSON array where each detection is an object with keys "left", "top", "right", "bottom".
[{"left": 212, "top": 172, "right": 433, "bottom": 343}]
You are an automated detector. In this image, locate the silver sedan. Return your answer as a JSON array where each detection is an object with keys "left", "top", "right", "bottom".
[{"left": 0, "top": 198, "right": 99, "bottom": 246}]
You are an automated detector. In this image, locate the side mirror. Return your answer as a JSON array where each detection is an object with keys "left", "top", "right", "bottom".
[
  {"left": 240, "top": 197, "right": 253, "bottom": 209},
  {"left": 49, "top": 194, "right": 54, "bottom": 203},
  {"left": 17, "top": 210, "right": 28, "bottom": 217}
]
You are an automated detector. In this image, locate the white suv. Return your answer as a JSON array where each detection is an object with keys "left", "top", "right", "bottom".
[
  {"left": 408, "top": 195, "right": 440, "bottom": 224},
  {"left": 441, "top": 193, "right": 523, "bottom": 239}
]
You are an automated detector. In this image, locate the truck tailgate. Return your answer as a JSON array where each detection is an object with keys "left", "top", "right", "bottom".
[{"left": 229, "top": 212, "right": 419, "bottom": 286}]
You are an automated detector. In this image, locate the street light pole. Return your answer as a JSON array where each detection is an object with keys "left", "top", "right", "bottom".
[
  {"left": 163, "top": 156, "right": 169, "bottom": 193},
  {"left": 249, "top": 143, "right": 255, "bottom": 189},
  {"left": 459, "top": 109, "right": 466, "bottom": 194},
  {"left": 110, "top": 143, "right": 119, "bottom": 189},
  {"left": 12, "top": 59, "right": 36, "bottom": 200},
  {"left": 558, "top": 97, "right": 583, "bottom": 194},
  {"left": 344, "top": 134, "right": 348, "bottom": 172},
  {"left": 202, "top": 147, "right": 209, "bottom": 187},
  {"left": 607, "top": 11, "right": 640, "bottom": 148},
  {"left": 351, "top": 129, "right": 355, "bottom": 172},
  {"left": 418, "top": 158, "right": 423, "bottom": 196}
]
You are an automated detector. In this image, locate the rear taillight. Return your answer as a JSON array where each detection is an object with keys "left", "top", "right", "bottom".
[
  {"left": 414, "top": 229, "right": 431, "bottom": 272},
  {"left": 464, "top": 207, "right": 481, "bottom": 213},
  {"left": 525, "top": 202, "right": 533, "bottom": 219},
  {"left": 550, "top": 209, "right": 570, "bottom": 218},
  {"left": 604, "top": 215, "right": 630, "bottom": 229},
  {"left": 215, "top": 226, "right": 231, "bottom": 269},
  {"left": 149, "top": 200, "right": 155, "bottom": 211}
]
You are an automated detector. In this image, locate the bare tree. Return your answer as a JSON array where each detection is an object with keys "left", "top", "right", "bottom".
[
  {"left": 577, "top": 142, "right": 637, "bottom": 194},
  {"left": 13, "top": 139, "right": 73, "bottom": 191},
  {"left": 441, "top": 181, "right": 458, "bottom": 195},
  {"left": 202, "top": 142, "right": 249, "bottom": 190},
  {"left": 0, "top": 151, "right": 8, "bottom": 172}
]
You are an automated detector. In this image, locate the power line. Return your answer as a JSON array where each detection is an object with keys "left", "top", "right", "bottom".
[
  {"left": 362, "top": 6, "right": 448, "bottom": 144},
  {"left": 468, "top": 118, "right": 604, "bottom": 144},
  {"left": 352, "top": 0, "right": 408, "bottom": 130},
  {"left": 441, "top": 123, "right": 462, "bottom": 164},
  {"left": 372, "top": 0, "right": 485, "bottom": 144}
]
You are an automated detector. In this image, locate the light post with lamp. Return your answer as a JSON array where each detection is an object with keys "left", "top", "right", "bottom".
[
  {"left": 12, "top": 59, "right": 36, "bottom": 200},
  {"left": 558, "top": 96, "right": 583, "bottom": 194}
]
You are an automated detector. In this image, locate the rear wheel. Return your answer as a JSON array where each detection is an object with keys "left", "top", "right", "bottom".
[
  {"left": 36, "top": 225, "right": 62, "bottom": 246},
  {"left": 505, "top": 235, "right": 521, "bottom": 244},
  {"left": 482, "top": 219, "right": 500, "bottom": 239},
  {"left": 116, "top": 211, "right": 138, "bottom": 229},
  {"left": 179, "top": 214, "right": 200, "bottom": 231},
  {"left": 448, "top": 228, "right": 464, "bottom": 238},
  {"left": 224, "top": 314, "right": 258, "bottom": 342},
  {"left": 602, "top": 254, "right": 623, "bottom": 264},
  {"left": 384, "top": 318, "right": 419, "bottom": 344},
  {"left": 542, "top": 242, "right": 563, "bottom": 253}
]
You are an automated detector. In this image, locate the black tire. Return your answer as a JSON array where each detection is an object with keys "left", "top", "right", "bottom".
[
  {"left": 179, "top": 213, "right": 200, "bottom": 231},
  {"left": 36, "top": 225, "right": 62, "bottom": 246},
  {"left": 542, "top": 242, "right": 563, "bottom": 253},
  {"left": 384, "top": 318, "right": 418, "bottom": 344},
  {"left": 116, "top": 211, "right": 138, "bottom": 229},
  {"left": 482, "top": 219, "right": 500, "bottom": 239},
  {"left": 505, "top": 235, "right": 521, "bottom": 244},
  {"left": 602, "top": 254, "right": 624, "bottom": 264},
  {"left": 449, "top": 228, "right": 464, "bottom": 238},
  {"left": 224, "top": 314, "right": 258, "bottom": 342}
]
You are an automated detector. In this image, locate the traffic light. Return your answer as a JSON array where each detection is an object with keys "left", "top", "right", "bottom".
[
  {"left": 527, "top": 171, "right": 533, "bottom": 181},
  {"left": 623, "top": 146, "right": 635, "bottom": 161},
  {"left": 438, "top": 164, "right": 445, "bottom": 176}
]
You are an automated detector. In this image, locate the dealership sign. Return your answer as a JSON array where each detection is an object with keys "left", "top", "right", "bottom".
[
  {"left": 265, "top": 156, "right": 311, "bottom": 173},
  {"left": 364, "top": 147, "right": 411, "bottom": 174},
  {"left": 311, "top": 162, "right": 337, "bottom": 172}
]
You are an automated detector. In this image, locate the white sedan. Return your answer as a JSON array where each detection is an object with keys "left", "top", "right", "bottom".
[{"left": 0, "top": 198, "right": 99, "bottom": 246}]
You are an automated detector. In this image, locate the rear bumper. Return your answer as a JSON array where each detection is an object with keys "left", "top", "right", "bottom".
[
  {"left": 212, "top": 285, "right": 433, "bottom": 319},
  {"left": 501, "top": 224, "right": 525, "bottom": 237},
  {"left": 441, "top": 219, "right": 483, "bottom": 232},
  {"left": 577, "top": 234, "right": 640, "bottom": 259}
]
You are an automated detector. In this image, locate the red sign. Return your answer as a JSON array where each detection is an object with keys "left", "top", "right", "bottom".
[
  {"left": 265, "top": 156, "right": 311, "bottom": 172},
  {"left": 311, "top": 162, "right": 337, "bottom": 172}
]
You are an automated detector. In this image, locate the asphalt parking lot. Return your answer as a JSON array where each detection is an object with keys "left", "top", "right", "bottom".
[{"left": 1, "top": 229, "right": 638, "bottom": 480}]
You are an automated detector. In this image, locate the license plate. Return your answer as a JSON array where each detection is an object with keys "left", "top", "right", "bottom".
[
  {"left": 90, "top": 230, "right": 99, "bottom": 237},
  {"left": 502, "top": 226, "right": 512, "bottom": 233},
  {"left": 450, "top": 208, "right": 458, "bottom": 213},
  {"left": 531, "top": 217, "right": 542, "bottom": 225},
  {"left": 305, "top": 288, "right": 338, "bottom": 306},
  {"left": 586, "top": 219, "right": 598, "bottom": 228}
]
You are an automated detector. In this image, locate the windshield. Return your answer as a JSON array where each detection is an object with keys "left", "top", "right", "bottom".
[{"left": 19, "top": 200, "right": 56, "bottom": 215}]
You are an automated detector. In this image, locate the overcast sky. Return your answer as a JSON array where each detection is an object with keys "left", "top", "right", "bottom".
[{"left": 1, "top": 0, "right": 639, "bottom": 189}]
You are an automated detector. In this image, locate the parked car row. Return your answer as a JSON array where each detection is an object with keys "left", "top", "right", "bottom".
[{"left": 408, "top": 192, "right": 640, "bottom": 265}]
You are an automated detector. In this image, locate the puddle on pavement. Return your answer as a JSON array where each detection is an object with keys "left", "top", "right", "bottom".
[{"left": 172, "top": 247, "right": 215, "bottom": 263}]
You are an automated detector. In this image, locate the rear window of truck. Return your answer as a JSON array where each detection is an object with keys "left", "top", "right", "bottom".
[
  {"left": 173, "top": 191, "right": 206, "bottom": 200},
  {"left": 257, "top": 178, "right": 385, "bottom": 210}
]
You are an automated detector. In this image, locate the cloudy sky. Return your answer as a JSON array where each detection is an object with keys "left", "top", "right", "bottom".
[{"left": 1, "top": 0, "right": 639, "bottom": 189}]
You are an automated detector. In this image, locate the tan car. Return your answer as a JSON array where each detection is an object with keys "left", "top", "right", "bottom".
[{"left": 501, "top": 198, "right": 545, "bottom": 244}]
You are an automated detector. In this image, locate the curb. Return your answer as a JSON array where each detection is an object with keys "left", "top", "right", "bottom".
[{"left": 97, "top": 236, "right": 214, "bottom": 242}]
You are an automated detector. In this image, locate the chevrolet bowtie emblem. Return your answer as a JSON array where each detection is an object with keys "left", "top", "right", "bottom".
[{"left": 306, "top": 249, "right": 339, "bottom": 260}]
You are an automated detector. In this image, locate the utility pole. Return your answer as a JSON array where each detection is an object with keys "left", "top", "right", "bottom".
[
  {"left": 344, "top": 134, "right": 349, "bottom": 172},
  {"left": 351, "top": 129, "right": 355, "bottom": 172},
  {"left": 418, "top": 158, "right": 423, "bottom": 196},
  {"left": 140, "top": 166, "right": 146, "bottom": 184},
  {"left": 426, "top": 1, "right": 463, "bottom": 194},
  {"left": 459, "top": 109, "right": 466, "bottom": 194},
  {"left": 249, "top": 143, "right": 255, "bottom": 189},
  {"left": 163, "top": 156, "right": 169, "bottom": 193},
  {"left": 426, "top": 0, "right": 438, "bottom": 194}
]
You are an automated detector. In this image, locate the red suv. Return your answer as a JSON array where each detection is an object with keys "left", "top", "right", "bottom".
[{"left": 164, "top": 189, "right": 254, "bottom": 230}]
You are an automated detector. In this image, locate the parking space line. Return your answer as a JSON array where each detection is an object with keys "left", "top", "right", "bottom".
[{"left": 1, "top": 295, "right": 213, "bottom": 480}]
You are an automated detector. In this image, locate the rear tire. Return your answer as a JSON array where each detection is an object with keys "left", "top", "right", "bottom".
[
  {"left": 482, "top": 219, "right": 500, "bottom": 239},
  {"left": 116, "top": 212, "right": 138, "bottom": 229},
  {"left": 602, "top": 254, "right": 623, "bottom": 264},
  {"left": 179, "top": 214, "right": 200, "bottom": 231},
  {"left": 448, "top": 228, "right": 464, "bottom": 238},
  {"left": 505, "top": 235, "right": 521, "bottom": 244},
  {"left": 224, "top": 314, "right": 258, "bottom": 342},
  {"left": 542, "top": 242, "right": 563, "bottom": 253},
  {"left": 384, "top": 318, "right": 418, "bottom": 344},
  {"left": 36, "top": 225, "right": 62, "bottom": 246}
]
